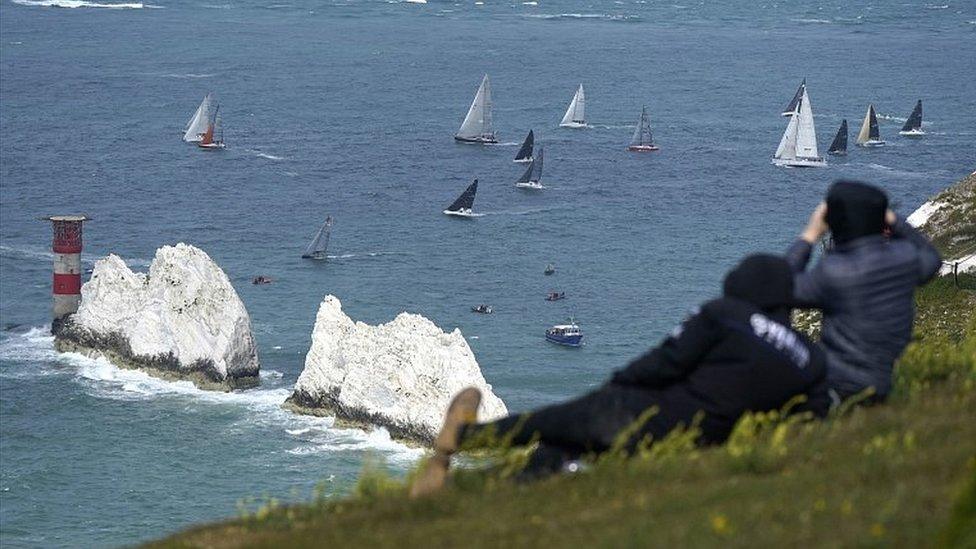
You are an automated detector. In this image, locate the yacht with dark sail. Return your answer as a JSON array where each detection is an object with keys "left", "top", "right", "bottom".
[
  {"left": 856, "top": 104, "right": 886, "bottom": 147},
  {"left": 443, "top": 179, "right": 479, "bottom": 217},
  {"left": 514, "top": 130, "right": 534, "bottom": 163},
  {"left": 455, "top": 75, "right": 496, "bottom": 144},
  {"left": 515, "top": 147, "right": 545, "bottom": 189},
  {"left": 782, "top": 79, "right": 805, "bottom": 116},
  {"left": 827, "top": 119, "right": 848, "bottom": 156},
  {"left": 899, "top": 100, "right": 924, "bottom": 137},
  {"left": 627, "top": 106, "right": 659, "bottom": 152},
  {"left": 772, "top": 86, "right": 826, "bottom": 167},
  {"left": 302, "top": 216, "right": 334, "bottom": 260}
]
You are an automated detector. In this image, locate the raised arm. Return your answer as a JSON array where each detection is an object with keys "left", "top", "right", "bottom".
[
  {"left": 888, "top": 211, "right": 943, "bottom": 283},
  {"left": 611, "top": 307, "right": 720, "bottom": 388},
  {"left": 785, "top": 202, "right": 830, "bottom": 307}
]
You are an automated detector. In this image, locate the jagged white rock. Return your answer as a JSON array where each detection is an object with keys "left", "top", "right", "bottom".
[
  {"left": 906, "top": 199, "right": 944, "bottom": 228},
  {"left": 287, "top": 295, "right": 507, "bottom": 443},
  {"left": 940, "top": 253, "right": 975, "bottom": 275},
  {"left": 55, "top": 243, "right": 259, "bottom": 389}
]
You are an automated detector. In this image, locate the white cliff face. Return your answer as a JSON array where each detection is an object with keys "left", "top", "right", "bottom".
[
  {"left": 291, "top": 295, "right": 507, "bottom": 443},
  {"left": 63, "top": 243, "right": 259, "bottom": 386}
]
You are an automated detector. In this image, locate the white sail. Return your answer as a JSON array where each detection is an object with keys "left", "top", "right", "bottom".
[
  {"left": 455, "top": 75, "right": 494, "bottom": 142},
  {"left": 794, "top": 88, "right": 820, "bottom": 159},
  {"left": 183, "top": 93, "right": 212, "bottom": 143},
  {"left": 560, "top": 84, "right": 586, "bottom": 127},
  {"left": 774, "top": 108, "right": 800, "bottom": 161}
]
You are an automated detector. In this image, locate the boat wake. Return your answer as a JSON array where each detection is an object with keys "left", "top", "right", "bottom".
[
  {"left": 11, "top": 0, "right": 154, "bottom": 8},
  {"left": 158, "top": 73, "right": 215, "bottom": 79},
  {"left": 791, "top": 18, "right": 832, "bottom": 24},
  {"left": 522, "top": 13, "right": 641, "bottom": 22},
  {"left": 325, "top": 251, "right": 411, "bottom": 261},
  {"left": 864, "top": 163, "right": 932, "bottom": 179},
  {"left": 0, "top": 327, "right": 422, "bottom": 463},
  {"left": 247, "top": 150, "right": 285, "bottom": 161},
  {"left": 481, "top": 206, "right": 563, "bottom": 216},
  {"left": 590, "top": 124, "right": 635, "bottom": 130}
]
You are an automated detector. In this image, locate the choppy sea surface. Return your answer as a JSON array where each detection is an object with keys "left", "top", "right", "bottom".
[{"left": 1, "top": 0, "right": 974, "bottom": 546}]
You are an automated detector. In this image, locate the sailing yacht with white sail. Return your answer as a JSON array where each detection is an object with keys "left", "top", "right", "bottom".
[
  {"left": 627, "top": 106, "right": 658, "bottom": 152},
  {"left": 782, "top": 79, "right": 805, "bottom": 116},
  {"left": 827, "top": 119, "right": 848, "bottom": 156},
  {"left": 772, "top": 87, "right": 826, "bottom": 167},
  {"left": 183, "top": 92, "right": 213, "bottom": 143},
  {"left": 856, "top": 104, "right": 885, "bottom": 147},
  {"left": 514, "top": 130, "right": 534, "bottom": 163},
  {"left": 559, "top": 84, "right": 586, "bottom": 128},
  {"left": 455, "top": 75, "right": 497, "bottom": 144},
  {"left": 197, "top": 106, "right": 225, "bottom": 149},
  {"left": 515, "top": 147, "right": 545, "bottom": 189},
  {"left": 302, "top": 216, "right": 334, "bottom": 260},
  {"left": 899, "top": 100, "right": 924, "bottom": 137},
  {"left": 443, "top": 179, "right": 479, "bottom": 217}
]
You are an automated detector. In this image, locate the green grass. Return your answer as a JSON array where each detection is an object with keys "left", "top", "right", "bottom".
[{"left": 149, "top": 275, "right": 976, "bottom": 548}]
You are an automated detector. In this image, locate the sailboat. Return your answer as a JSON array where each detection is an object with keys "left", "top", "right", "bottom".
[
  {"left": 827, "top": 119, "right": 848, "bottom": 156},
  {"left": 627, "top": 106, "right": 659, "bottom": 152},
  {"left": 782, "top": 79, "right": 805, "bottom": 116},
  {"left": 856, "top": 104, "right": 885, "bottom": 147},
  {"left": 443, "top": 179, "right": 479, "bottom": 217},
  {"left": 559, "top": 84, "right": 586, "bottom": 128},
  {"left": 515, "top": 147, "right": 545, "bottom": 189},
  {"left": 197, "top": 105, "right": 225, "bottom": 150},
  {"left": 899, "top": 100, "right": 924, "bottom": 137},
  {"left": 455, "top": 75, "right": 497, "bottom": 144},
  {"left": 772, "top": 86, "right": 826, "bottom": 167},
  {"left": 183, "top": 92, "right": 213, "bottom": 143},
  {"left": 302, "top": 216, "right": 334, "bottom": 260},
  {"left": 514, "top": 130, "right": 534, "bottom": 163}
]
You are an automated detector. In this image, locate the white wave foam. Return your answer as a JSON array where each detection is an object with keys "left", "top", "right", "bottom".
[
  {"left": 11, "top": 0, "right": 149, "bottom": 8},
  {"left": 523, "top": 12, "right": 639, "bottom": 21},
  {"left": 324, "top": 251, "right": 410, "bottom": 260},
  {"left": 481, "top": 206, "right": 562, "bottom": 216},
  {"left": 0, "top": 326, "right": 60, "bottom": 376},
  {"left": 864, "top": 163, "right": 929, "bottom": 179},
  {"left": 159, "top": 73, "right": 214, "bottom": 79},
  {"left": 0, "top": 245, "right": 150, "bottom": 268},
  {"left": 254, "top": 152, "right": 284, "bottom": 160},
  {"left": 791, "top": 18, "right": 832, "bottom": 24}
]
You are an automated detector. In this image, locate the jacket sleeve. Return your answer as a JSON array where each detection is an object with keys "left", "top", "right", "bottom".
[
  {"left": 785, "top": 239, "right": 827, "bottom": 308},
  {"left": 611, "top": 307, "right": 720, "bottom": 388},
  {"left": 889, "top": 218, "right": 943, "bottom": 283}
]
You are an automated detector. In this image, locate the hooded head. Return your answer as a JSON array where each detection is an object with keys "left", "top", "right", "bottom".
[
  {"left": 825, "top": 180, "right": 888, "bottom": 245},
  {"left": 723, "top": 254, "right": 794, "bottom": 320}
]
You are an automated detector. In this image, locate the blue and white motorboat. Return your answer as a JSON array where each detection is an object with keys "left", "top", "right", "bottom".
[{"left": 546, "top": 322, "right": 583, "bottom": 347}]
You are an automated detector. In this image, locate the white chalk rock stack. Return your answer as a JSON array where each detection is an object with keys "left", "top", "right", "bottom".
[
  {"left": 287, "top": 296, "right": 507, "bottom": 444},
  {"left": 55, "top": 243, "right": 259, "bottom": 390}
]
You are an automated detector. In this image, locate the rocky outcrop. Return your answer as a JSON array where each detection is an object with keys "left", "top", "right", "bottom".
[
  {"left": 285, "top": 296, "right": 507, "bottom": 444},
  {"left": 908, "top": 171, "right": 976, "bottom": 274},
  {"left": 54, "top": 243, "right": 259, "bottom": 390}
]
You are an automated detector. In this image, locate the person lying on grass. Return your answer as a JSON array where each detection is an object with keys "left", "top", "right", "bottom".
[
  {"left": 411, "top": 254, "right": 828, "bottom": 498},
  {"left": 786, "top": 180, "right": 941, "bottom": 404}
]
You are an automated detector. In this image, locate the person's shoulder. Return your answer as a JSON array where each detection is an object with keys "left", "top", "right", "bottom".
[{"left": 700, "top": 297, "right": 755, "bottom": 320}]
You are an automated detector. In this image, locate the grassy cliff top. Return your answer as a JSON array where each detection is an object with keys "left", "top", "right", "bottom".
[{"left": 912, "top": 171, "right": 976, "bottom": 260}]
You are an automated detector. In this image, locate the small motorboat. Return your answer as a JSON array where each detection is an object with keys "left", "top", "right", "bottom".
[
  {"left": 544, "top": 263, "right": 556, "bottom": 276},
  {"left": 471, "top": 304, "right": 493, "bottom": 314},
  {"left": 546, "top": 322, "right": 582, "bottom": 347},
  {"left": 545, "top": 291, "right": 566, "bottom": 301},
  {"left": 252, "top": 275, "right": 273, "bottom": 285}
]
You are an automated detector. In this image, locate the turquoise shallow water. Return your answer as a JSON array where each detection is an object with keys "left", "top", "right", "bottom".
[{"left": 1, "top": 0, "right": 975, "bottom": 546}]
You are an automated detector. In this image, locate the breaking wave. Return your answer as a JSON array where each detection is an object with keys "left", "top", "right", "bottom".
[
  {"left": 522, "top": 13, "right": 641, "bottom": 22},
  {"left": 11, "top": 0, "right": 154, "bottom": 8}
]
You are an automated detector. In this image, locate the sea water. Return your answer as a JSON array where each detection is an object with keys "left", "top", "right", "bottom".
[{"left": 1, "top": 0, "right": 974, "bottom": 546}]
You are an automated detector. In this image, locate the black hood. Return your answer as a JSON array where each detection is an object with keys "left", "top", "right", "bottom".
[
  {"left": 723, "top": 254, "right": 794, "bottom": 311},
  {"left": 826, "top": 180, "right": 888, "bottom": 245}
]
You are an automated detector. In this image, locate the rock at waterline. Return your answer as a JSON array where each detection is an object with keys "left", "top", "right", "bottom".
[
  {"left": 54, "top": 243, "right": 259, "bottom": 390},
  {"left": 285, "top": 295, "right": 508, "bottom": 444}
]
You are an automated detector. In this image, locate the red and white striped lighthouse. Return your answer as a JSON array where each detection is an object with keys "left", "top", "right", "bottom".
[{"left": 43, "top": 215, "right": 89, "bottom": 331}]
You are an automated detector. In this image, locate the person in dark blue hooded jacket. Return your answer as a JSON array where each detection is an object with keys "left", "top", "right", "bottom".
[
  {"left": 786, "top": 180, "right": 942, "bottom": 403},
  {"left": 410, "top": 254, "right": 827, "bottom": 498}
]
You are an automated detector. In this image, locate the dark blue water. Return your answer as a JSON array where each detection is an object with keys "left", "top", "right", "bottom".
[{"left": 2, "top": 0, "right": 974, "bottom": 546}]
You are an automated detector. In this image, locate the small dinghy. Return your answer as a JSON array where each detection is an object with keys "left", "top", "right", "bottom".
[
  {"left": 302, "top": 216, "right": 334, "bottom": 260},
  {"left": 515, "top": 147, "right": 545, "bottom": 189},
  {"left": 627, "top": 105, "right": 659, "bottom": 152},
  {"left": 559, "top": 84, "right": 586, "bottom": 128},
  {"left": 856, "top": 104, "right": 886, "bottom": 147},
  {"left": 899, "top": 100, "right": 924, "bottom": 137},
  {"left": 545, "top": 291, "right": 566, "bottom": 301},
  {"left": 827, "top": 119, "right": 848, "bottom": 156},
  {"left": 546, "top": 322, "right": 582, "bottom": 347},
  {"left": 782, "top": 79, "right": 805, "bottom": 117},
  {"left": 443, "top": 179, "right": 479, "bottom": 217},
  {"left": 772, "top": 85, "right": 826, "bottom": 167},
  {"left": 252, "top": 275, "right": 273, "bottom": 285},
  {"left": 197, "top": 106, "right": 225, "bottom": 150},
  {"left": 514, "top": 130, "right": 534, "bottom": 163},
  {"left": 544, "top": 263, "right": 555, "bottom": 275},
  {"left": 455, "top": 74, "right": 497, "bottom": 144},
  {"left": 183, "top": 92, "right": 213, "bottom": 142},
  {"left": 471, "top": 304, "right": 493, "bottom": 314}
]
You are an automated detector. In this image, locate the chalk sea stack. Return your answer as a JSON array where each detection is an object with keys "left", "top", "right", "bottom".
[
  {"left": 285, "top": 295, "right": 507, "bottom": 445},
  {"left": 54, "top": 243, "right": 260, "bottom": 390}
]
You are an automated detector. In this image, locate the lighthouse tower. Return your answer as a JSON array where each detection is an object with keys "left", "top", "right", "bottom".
[{"left": 43, "top": 215, "right": 89, "bottom": 333}]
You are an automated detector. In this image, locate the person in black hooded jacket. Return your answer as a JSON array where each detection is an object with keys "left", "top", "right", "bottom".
[
  {"left": 786, "top": 180, "right": 941, "bottom": 403},
  {"left": 410, "top": 254, "right": 828, "bottom": 498}
]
